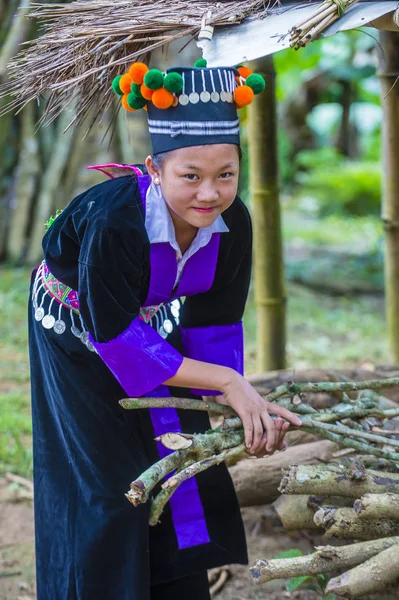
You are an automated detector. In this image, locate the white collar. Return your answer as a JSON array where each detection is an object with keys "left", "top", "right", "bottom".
[{"left": 145, "top": 182, "right": 229, "bottom": 260}]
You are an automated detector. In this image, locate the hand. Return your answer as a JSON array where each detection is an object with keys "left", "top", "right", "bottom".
[{"left": 215, "top": 371, "right": 302, "bottom": 455}]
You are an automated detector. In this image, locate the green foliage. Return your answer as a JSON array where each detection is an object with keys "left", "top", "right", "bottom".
[
  {"left": 143, "top": 69, "right": 164, "bottom": 90},
  {"left": 111, "top": 75, "right": 123, "bottom": 96},
  {"left": 295, "top": 148, "right": 381, "bottom": 217},
  {"left": 164, "top": 72, "right": 183, "bottom": 94}
]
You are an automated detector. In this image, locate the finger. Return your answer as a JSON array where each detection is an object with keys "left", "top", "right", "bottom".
[
  {"left": 278, "top": 440, "right": 288, "bottom": 451},
  {"left": 267, "top": 403, "right": 302, "bottom": 426},
  {"left": 241, "top": 413, "right": 254, "bottom": 450},
  {"left": 278, "top": 421, "right": 290, "bottom": 446},
  {"left": 261, "top": 411, "right": 276, "bottom": 452},
  {"left": 251, "top": 414, "right": 264, "bottom": 454}
]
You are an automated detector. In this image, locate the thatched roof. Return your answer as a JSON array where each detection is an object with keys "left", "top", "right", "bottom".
[
  {"left": 200, "top": 1, "right": 399, "bottom": 66},
  {"left": 1, "top": 0, "right": 397, "bottom": 127}
]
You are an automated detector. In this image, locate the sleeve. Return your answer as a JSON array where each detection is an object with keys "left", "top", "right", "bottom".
[
  {"left": 78, "top": 206, "right": 183, "bottom": 398},
  {"left": 179, "top": 199, "right": 252, "bottom": 395}
]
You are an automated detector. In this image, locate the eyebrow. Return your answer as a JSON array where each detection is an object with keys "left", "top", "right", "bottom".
[{"left": 181, "top": 162, "right": 236, "bottom": 170}]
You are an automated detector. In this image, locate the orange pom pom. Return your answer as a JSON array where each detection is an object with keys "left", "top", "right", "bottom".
[
  {"left": 140, "top": 83, "right": 154, "bottom": 100},
  {"left": 237, "top": 66, "right": 253, "bottom": 80},
  {"left": 234, "top": 85, "right": 254, "bottom": 107},
  {"left": 119, "top": 73, "right": 133, "bottom": 94},
  {"left": 129, "top": 62, "right": 149, "bottom": 85},
  {"left": 121, "top": 94, "right": 136, "bottom": 112},
  {"left": 152, "top": 87, "right": 174, "bottom": 110}
]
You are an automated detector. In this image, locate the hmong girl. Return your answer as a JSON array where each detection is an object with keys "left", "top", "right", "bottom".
[{"left": 29, "top": 61, "right": 302, "bottom": 599}]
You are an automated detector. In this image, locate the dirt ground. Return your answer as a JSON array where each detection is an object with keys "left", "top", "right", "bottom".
[{"left": 1, "top": 478, "right": 399, "bottom": 600}]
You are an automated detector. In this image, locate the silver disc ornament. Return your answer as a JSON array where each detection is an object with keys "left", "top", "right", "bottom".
[
  {"left": 54, "top": 319, "right": 66, "bottom": 335},
  {"left": 42, "top": 314, "right": 55, "bottom": 329},
  {"left": 171, "top": 305, "right": 179, "bottom": 318},
  {"left": 163, "top": 319, "right": 173, "bottom": 334},
  {"left": 80, "top": 331, "right": 89, "bottom": 344},
  {"left": 189, "top": 92, "right": 200, "bottom": 104},
  {"left": 211, "top": 91, "right": 220, "bottom": 103},
  {"left": 86, "top": 340, "right": 96, "bottom": 353},
  {"left": 71, "top": 326, "right": 81, "bottom": 338},
  {"left": 179, "top": 94, "right": 189, "bottom": 106},
  {"left": 220, "top": 91, "right": 228, "bottom": 102},
  {"left": 200, "top": 91, "right": 211, "bottom": 103},
  {"left": 158, "top": 326, "right": 168, "bottom": 339},
  {"left": 35, "top": 307, "right": 45, "bottom": 321}
]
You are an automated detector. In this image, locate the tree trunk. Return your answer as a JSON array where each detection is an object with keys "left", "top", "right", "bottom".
[
  {"left": 27, "top": 110, "right": 74, "bottom": 264},
  {"left": 279, "top": 464, "right": 399, "bottom": 497},
  {"left": 230, "top": 440, "right": 336, "bottom": 507},
  {"left": 326, "top": 543, "right": 399, "bottom": 598},
  {"left": 314, "top": 506, "right": 399, "bottom": 540},
  {"left": 354, "top": 492, "right": 399, "bottom": 520},
  {"left": 248, "top": 56, "right": 286, "bottom": 371},
  {"left": 274, "top": 494, "right": 353, "bottom": 530},
  {"left": 6, "top": 102, "right": 38, "bottom": 263},
  {"left": 379, "top": 32, "right": 399, "bottom": 363}
]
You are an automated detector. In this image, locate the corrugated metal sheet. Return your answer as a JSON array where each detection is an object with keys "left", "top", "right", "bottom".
[{"left": 198, "top": 1, "right": 399, "bottom": 66}]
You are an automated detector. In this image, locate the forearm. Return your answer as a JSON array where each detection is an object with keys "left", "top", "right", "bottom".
[{"left": 164, "top": 357, "right": 235, "bottom": 393}]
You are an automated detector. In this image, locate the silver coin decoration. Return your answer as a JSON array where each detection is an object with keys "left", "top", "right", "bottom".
[
  {"left": 189, "top": 92, "right": 200, "bottom": 104},
  {"left": 42, "top": 314, "right": 55, "bottom": 329},
  {"left": 200, "top": 91, "right": 211, "bottom": 103},
  {"left": 220, "top": 91, "right": 228, "bottom": 102},
  {"left": 54, "top": 319, "right": 66, "bottom": 335},
  {"left": 71, "top": 326, "right": 81, "bottom": 338},
  {"left": 171, "top": 305, "right": 179, "bottom": 318},
  {"left": 211, "top": 91, "right": 220, "bottom": 103},
  {"left": 80, "top": 331, "right": 89, "bottom": 344},
  {"left": 175, "top": 316, "right": 180, "bottom": 326},
  {"left": 163, "top": 319, "right": 173, "bottom": 334},
  {"left": 171, "top": 299, "right": 180, "bottom": 309},
  {"left": 158, "top": 327, "right": 168, "bottom": 339},
  {"left": 86, "top": 340, "right": 96, "bottom": 353},
  {"left": 179, "top": 94, "right": 189, "bottom": 106},
  {"left": 226, "top": 92, "right": 233, "bottom": 103},
  {"left": 35, "top": 307, "right": 45, "bottom": 321}
]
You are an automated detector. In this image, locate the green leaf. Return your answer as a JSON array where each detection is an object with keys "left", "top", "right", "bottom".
[
  {"left": 286, "top": 576, "right": 314, "bottom": 592},
  {"left": 273, "top": 548, "right": 303, "bottom": 559}
]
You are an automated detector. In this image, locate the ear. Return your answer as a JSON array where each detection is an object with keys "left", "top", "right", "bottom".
[{"left": 145, "top": 155, "right": 160, "bottom": 181}]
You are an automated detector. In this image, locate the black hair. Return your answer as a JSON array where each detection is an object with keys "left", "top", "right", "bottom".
[{"left": 152, "top": 144, "right": 242, "bottom": 171}]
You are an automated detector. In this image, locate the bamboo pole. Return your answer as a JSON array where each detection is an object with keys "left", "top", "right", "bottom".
[
  {"left": 248, "top": 57, "right": 286, "bottom": 371},
  {"left": 379, "top": 32, "right": 399, "bottom": 362}
]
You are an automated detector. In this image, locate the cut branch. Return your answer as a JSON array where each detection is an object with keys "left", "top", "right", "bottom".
[{"left": 249, "top": 537, "right": 399, "bottom": 585}]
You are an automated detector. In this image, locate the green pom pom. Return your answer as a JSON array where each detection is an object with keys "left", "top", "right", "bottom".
[
  {"left": 194, "top": 58, "right": 207, "bottom": 68},
  {"left": 164, "top": 72, "right": 183, "bottom": 94},
  {"left": 111, "top": 75, "right": 124, "bottom": 96},
  {"left": 246, "top": 73, "right": 265, "bottom": 95},
  {"left": 127, "top": 93, "right": 147, "bottom": 109},
  {"left": 143, "top": 69, "right": 164, "bottom": 90},
  {"left": 130, "top": 82, "right": 143, "bottom": 97}
]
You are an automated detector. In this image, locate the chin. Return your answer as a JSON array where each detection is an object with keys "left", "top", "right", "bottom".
[{"left": 189, "top": 213, "right": 219, "bottom": 228}]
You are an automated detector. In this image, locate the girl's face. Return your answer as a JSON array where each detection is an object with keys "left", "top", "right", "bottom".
[{"left": 145, "top": 144, "right": 240, "bottom": 230}]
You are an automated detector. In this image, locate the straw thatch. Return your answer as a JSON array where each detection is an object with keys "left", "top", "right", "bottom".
[{"left": 0, "top": 0, "right": 285, "bottom": 127}]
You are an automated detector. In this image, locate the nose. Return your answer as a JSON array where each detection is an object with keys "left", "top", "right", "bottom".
[{"left": 196, "top": 183, "right": 219, "bottom": 204}]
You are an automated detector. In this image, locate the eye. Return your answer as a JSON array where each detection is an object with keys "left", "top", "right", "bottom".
[
  {"left": 184, "top": 174, "right": 199, "bottom": 181},
  {"left": 219, "top": 172, "right": 234, "bottom": 179}
]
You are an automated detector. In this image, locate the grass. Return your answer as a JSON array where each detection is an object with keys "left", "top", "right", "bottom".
[{"left": 0, "top": 243, "right": 392, "bottom": 475}]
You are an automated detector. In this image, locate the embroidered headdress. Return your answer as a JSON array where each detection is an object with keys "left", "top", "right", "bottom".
[{"left": 112, "top": 59, "right": 266, "bottom": 154}]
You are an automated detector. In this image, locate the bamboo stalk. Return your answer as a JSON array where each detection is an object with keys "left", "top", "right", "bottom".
[
  {"left": 379, "top": 31, "right": 399, "bottom": 363},
  {"left": 248, "top": 56, "right": 286, "bottom": 371}
]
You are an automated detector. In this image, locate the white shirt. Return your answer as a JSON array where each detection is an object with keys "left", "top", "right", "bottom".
[{"left": 145, "top": 182, "right": 229, "bottom": 288}]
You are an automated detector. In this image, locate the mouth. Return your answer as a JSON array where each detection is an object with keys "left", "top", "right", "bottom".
[{"left": 192, "top": 206, "right": 219, "bottom": 214}]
